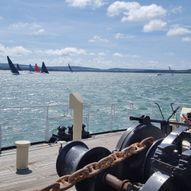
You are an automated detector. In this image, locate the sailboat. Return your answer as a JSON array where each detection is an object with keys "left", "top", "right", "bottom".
[
  {"left": 41, "top": 62, "right": 49, "bottom": 73},
  {"left": 169, "top": 66, "right": 174, "bottom": 76},
  {"left": 34, "top": 64, "right": 40, "bottom": 72},
  {"left": 7, "top": 56, "right": 20, "bottom": 75},
  {"left": 29, "top": 64, "right": 33, "bottom": 73},
  {"left": 68, "top": 64, "right": 73, "bottom": 72},
  {"left": 16, "top": 64, "right": 22, "bottom": 71}
]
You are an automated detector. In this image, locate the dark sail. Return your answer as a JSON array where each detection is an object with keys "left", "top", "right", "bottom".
[
  {"left": 29, "top": 64, "right": 33, "bottom": 72},
  {"left": 41, "top": 62, "right": 49, "bottom": 73},
  {"left": 68, "top": 64, "right": 73, "bottom": 72},
  {"left": 16, "top": 64, "right": 22, "bottom": 71},
  {"left": 7, "top": 56, "right": 19, "bottom": 75}
]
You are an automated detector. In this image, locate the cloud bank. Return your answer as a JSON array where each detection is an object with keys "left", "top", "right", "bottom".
[
  {"left": 107, "top": 1, "right": 166, "bottom": 22},
  {"left": 167, "top": 25, "right": 191, "bottom": 36},
  {"left": 9, "top": 22, "right": 45, "bottom": 36},
  {"left": 46, "top": 47, "right": 87, "bottom": 56},
  {"left": 65, "top": 0, "right": 106, "bottom": 8},
  {"left": 143, "top": 19, "right": 167, "bottom": 32},
  {"left": 0, "top": 43, "right": 31, "bottom": 56}
]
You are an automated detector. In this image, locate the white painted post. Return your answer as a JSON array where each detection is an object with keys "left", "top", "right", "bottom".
[
  {"left": 69, "top": 93, "right": 83, "bottom": 140},
  {"left": 15, "top": 140, "right": 30, "bottom": 173}
]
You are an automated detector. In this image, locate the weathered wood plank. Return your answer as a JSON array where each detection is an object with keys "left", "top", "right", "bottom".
[{"left": 0, "top": 131, "right": 124, "bottom": 191}]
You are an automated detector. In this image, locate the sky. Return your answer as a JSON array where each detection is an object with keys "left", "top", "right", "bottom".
[{"left": 0, "top": 0, "right": 191, "bottom": 69}]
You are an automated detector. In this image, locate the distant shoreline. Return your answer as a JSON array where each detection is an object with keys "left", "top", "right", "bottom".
[{"left": 0, "top": 63, "right": 191, "bottom": 74}]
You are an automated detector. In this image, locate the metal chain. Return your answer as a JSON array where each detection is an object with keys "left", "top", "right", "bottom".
[{"left": 39, "top": 137, "right": 154, "bottom": 191}]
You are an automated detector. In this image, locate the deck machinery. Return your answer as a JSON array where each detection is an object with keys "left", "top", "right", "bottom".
[{"left": 50, "top": 115, "right": 191, "bottom": 191}]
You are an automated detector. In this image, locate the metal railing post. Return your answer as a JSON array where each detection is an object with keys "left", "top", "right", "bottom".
[
  {"left": 0, "top": 124, "right": 2, "bottom": 154},
  {"left": 86, "top": 104, "right": 90, "bottom": 131},
  {"left": 44, "top": 106, "right": 49, "bottom": 142},
  {"left": 110, "top": 104, "right": 116, "bottom": 131}
]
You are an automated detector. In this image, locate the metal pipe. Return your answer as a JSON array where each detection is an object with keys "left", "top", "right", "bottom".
[
  {"left": 129, "top": 116, "right": 189, "bottom": 127},
  {"left": 104, "top": 174, "right": 132, "bottom": 191}
]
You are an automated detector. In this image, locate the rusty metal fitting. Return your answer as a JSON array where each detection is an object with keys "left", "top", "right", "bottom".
[{"left": 104, "top": 173, "right": 132, "bottom": 191}]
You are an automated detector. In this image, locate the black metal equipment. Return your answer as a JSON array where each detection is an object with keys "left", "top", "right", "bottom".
[
  {"left": 55, "top": 115, "right": 191, "bottom": 191},
  {"left": 140, "top": 125, "right": 191, "bottom": 191},
  {"left": 56, "top": 141, "right": 112, "bottom": 191},
  {"left": 114, "top": 117, "right": 164, "bottom": 182},
  {"left": 48, "top": 124, "right": 91, "bottom": 143},
  {"left": 124, "top": 116, "right": 191, "bottom": 190}
]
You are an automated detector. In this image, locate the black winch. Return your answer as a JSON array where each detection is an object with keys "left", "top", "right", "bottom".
[
  {"left": 42, "top": 114, "right": 191, "bottom": 191},
  {"left": 56, "top": 140, "right": 112, "bottom": 191}
]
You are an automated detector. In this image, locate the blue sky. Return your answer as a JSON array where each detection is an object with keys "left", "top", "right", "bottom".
[{"left": 0, "top": 0, "right": 191, "bottom": 69}]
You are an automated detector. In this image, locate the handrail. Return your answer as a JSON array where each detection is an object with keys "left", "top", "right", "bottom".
[
  {"left": 0, "top": 103, "right": 123, "bottom": 150},
  {"left": 1, "top": 102, "right": 191, "bottom": 150},
  {"left": 0, "top": 104, "right": 69, "bottom": 110}
]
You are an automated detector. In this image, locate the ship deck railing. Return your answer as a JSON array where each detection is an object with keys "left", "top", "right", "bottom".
[{"left": 0, "top": 101, "right": 191, "bottom": 152}]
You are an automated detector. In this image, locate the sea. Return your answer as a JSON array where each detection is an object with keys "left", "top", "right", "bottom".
[{"left": 1, "top": 70, "right": 191, "bottom": 147}]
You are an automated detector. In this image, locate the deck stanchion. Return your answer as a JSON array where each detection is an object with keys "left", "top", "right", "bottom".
[
  {"left": 0, "top": 125, "right": 2, "bottom": 154},
  {"left": 15, "top": 140, "right": 31, "bottom": 174},
  {"left": 69, "top": 93, "right": 83, "bottom": 140},
  {"left": 44, "top": 106, "right": 49, "bottom": 142}
]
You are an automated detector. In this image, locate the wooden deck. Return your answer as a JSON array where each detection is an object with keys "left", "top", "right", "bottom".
[{"left": 0, "top": 131, "right": 124, "bottom": 191}]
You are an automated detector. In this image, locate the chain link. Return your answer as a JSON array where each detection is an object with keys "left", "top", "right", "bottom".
[{"left": 39, "top": 137, "right": 154, "bottom": 191}]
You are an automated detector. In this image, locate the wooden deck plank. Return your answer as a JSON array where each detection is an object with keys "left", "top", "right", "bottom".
[{"left": 0, "top": 131, "right": 124, "bottom": 191}]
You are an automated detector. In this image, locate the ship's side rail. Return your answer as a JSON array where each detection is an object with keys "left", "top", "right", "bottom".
[
  {"left": 0, "top": 101, "right": 189, "bottom": 152},
  {"left": 0, "top": 102, "right": 135, "bottom": 151},
  {"left": 0, "top": 104, "right": 70, "bottom": 150}
]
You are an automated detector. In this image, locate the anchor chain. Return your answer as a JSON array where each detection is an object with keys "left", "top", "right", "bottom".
[{"left": 39, "top": 137, "right": 154, "bottom": 191}]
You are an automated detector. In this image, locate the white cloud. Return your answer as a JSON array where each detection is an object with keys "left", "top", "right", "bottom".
[
  {"left": 9, "top": 22, "right": 45, "bottom": 36},
  {"left": 171, "top": 6, "right": 182, "bottom": 14},
  {"left": 98, "top": 52, "right": 105, "bottom": 56},
  {"left": 115, "top": 33, "right": 134, "bottom": 39},
  {"left": 89, "top": 35, "right": 109, "bottom": 43},
  {"left": 65, "top": 0, "right": 106, "bottom": 8},
  {"left": 107, "top": 1, "right": 166, "bottom": 22},
  {"left": 167, "top": 26, "right": 191, "bottom": 36},
  {"left": 126, "top": 54, "right": 140, "bottom": 58},
  {"left": 89, "top": 52, "right": 96, "bottom": 56},
  {"left": 182, "top": 37, "right": 191, "bottom": 42},
  {"left": 143, "top": 19, "right": 167, "bottom": 32},
  {"left": 123, "top": 4, "right": 166, "bottom": 22},
  {"left": 107, "top": 1, "right": 139, "bottom": 17},
  {"left": 46, "top": 47, "right": 86, "bottom": 56},
  {"left": 113, "top": 52, "right": 123, "bottom": 57},
  {"left": 0, "top": 43, "right": 31, "bottom": 56}
]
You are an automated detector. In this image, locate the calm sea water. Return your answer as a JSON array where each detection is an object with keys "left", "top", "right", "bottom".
[{"left": 1, "top": 70, "right": 191, "bottom": 147}]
